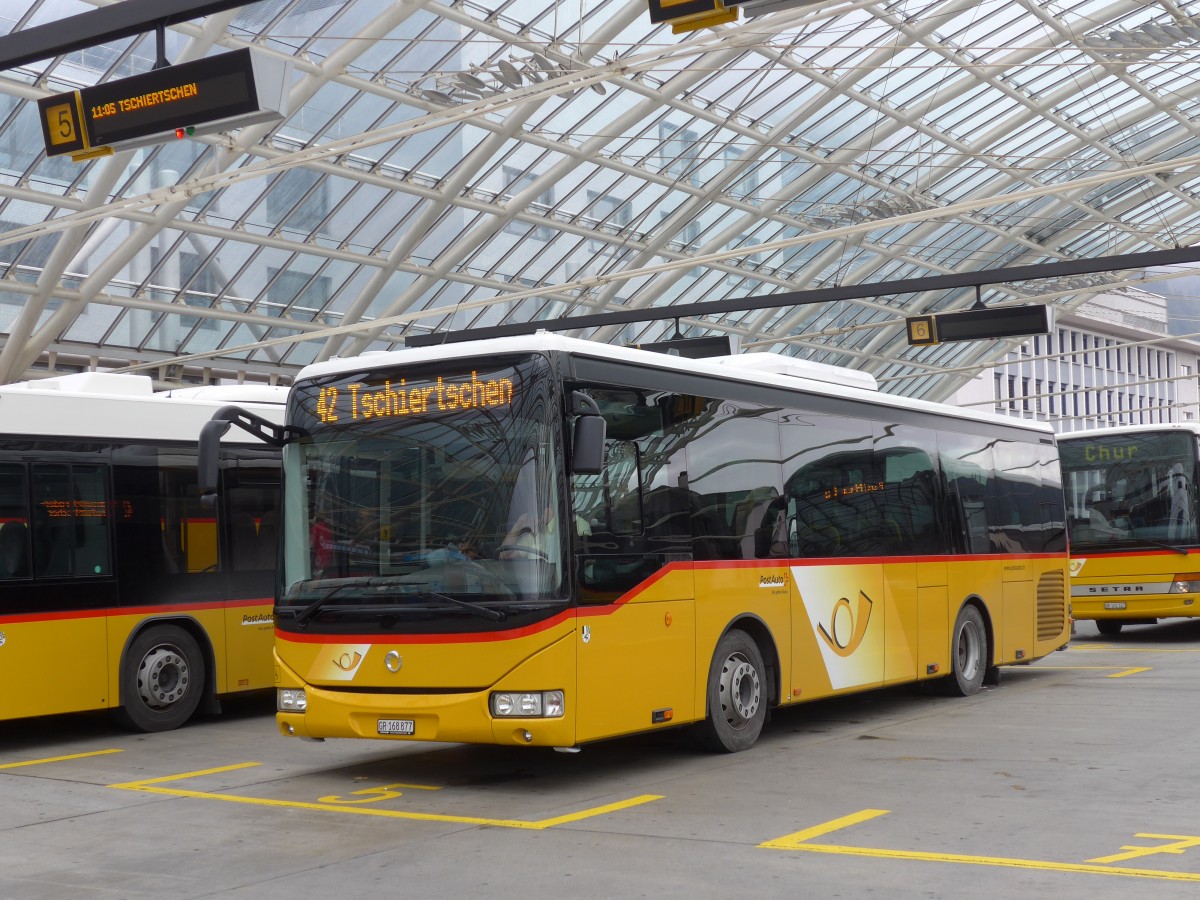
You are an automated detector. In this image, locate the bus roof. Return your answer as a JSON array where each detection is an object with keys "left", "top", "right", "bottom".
[
  {"left": 0, "top": 373, "right": 287, "bottom": 442},
  {"left": 298, "top": 333, "right": 1055, "bottom": 436},
  {"left": 1057, "top": 422, "right": 1200, "bottom": 442}
]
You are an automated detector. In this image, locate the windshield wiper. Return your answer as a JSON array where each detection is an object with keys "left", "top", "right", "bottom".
[
  {"left": 291, "top": 576, "right": 392, "bottom": 628},
  {"left": 289, "top": 578, "right": 507, "bottom": 626},
  {"left": 1135, "top": 538, "right": 1191, "bottom": 555},
  {"left": 416, "top": 590, "right": 506, "bottom": 622}
]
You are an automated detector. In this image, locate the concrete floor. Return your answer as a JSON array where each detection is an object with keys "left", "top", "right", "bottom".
[{"left": 3, "top": 619, "right": 1200, "bottom": 899}]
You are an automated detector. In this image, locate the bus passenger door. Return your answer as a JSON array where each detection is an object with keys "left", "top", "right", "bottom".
[
  {"left": 791, "top": 562, "right": 885, "bottom": 695},
  {"left": 219, "top": 449, "right": 280, "bottom": 694},
  {"left": 781, "top": 413, "right": 885, "bottom": 697},
  {"left": 0, "top": 459, "right": 115, "bottom": 720},
  {"left": 571, "top": 432, "right": 695, "bottom": 743},
  {"left": 574, "top": 563, "right": 696, "bottom": 743}
]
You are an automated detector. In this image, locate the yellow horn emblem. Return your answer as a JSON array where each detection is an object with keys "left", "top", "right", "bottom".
[{"left": 818, "top": 590, "right": 873, "bottom": 657}]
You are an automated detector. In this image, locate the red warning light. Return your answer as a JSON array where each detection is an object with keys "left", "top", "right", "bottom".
[{"left": 175, "top": 127, "right": 185, "bottom": 139}]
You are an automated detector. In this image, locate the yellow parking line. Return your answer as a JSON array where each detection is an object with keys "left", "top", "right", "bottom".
[
  {"left": 760, "top": 809, "right": 889, "bottom": 847},
  {"left": 1036, "top": 666, "right": 1151, "bottom": 678},
  {"left": 762, "top": 811, "right": 1200, "bottom": 882},
  {"left": 0, "top": 749, "right": 122, "bottom": 770},
  {"left": 768, "top": 841, "right": 1200, "bottom": 881},
  {"left": 1071, "top": 646, "right": 1200, "bottom": 653},
  {"left": 110, "top": 763, "right": 662, "bottom": 830}
]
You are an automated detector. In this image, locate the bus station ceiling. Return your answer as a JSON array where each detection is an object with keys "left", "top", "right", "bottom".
[{"left": 3, "top": 0, "right": 1200, "bottom": 401}]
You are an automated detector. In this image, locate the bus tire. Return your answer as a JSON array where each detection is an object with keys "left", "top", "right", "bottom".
[
  {"left": 942, "top": 605, "right": 986, "bottom": 697},
  {"left": 114, "top": 625, "right": 205, "bottom": 733},
  {"left": 1095, "top": 620, "right": 1123, "bottom": 636},
  {"left": 698, "top": 629, "right": 766, "bottom": 753}
]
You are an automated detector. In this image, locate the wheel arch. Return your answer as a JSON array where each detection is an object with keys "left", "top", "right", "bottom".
[
  {"left": 955, "top": 594, "right": 995, "bottom": 667},
  {"left": 118, "top": 615, "right": 218, "bottom": 712},
  {"left": 712, "top": 614, "right": 780, "bottom": 713}
]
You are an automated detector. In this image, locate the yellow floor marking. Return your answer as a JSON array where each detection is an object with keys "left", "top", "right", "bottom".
[
  {"left": 1089, "top": 835, "right": 1200, "bottom": 864},
  {"left": 1070, "top": 646, "right": 1200, "bottom": 653},
  {"left": 762, "top": 811, "right": 1200, "bottom": 882},
  {"left": 760, "top": 809, "right": 889, "bottom": 848},
  {"left": 110, "top": 763, "right": 661, "bottom": 830},
  {"left": 1108, "top": 667, "right": 1151, "bottom": 678},
  {"left": 1035, "top": 665, "right": 1151, "bottom": 678},
  {"left": 317, "top": 782, "right": 441, "bottom": 804},
  {"left": 0, "top": 749, "right": 122, "bottom": 770}
]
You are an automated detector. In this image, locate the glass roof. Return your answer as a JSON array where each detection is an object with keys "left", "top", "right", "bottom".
[{"left": 3, "top": 0, "right": 1200, "bottom": 400}]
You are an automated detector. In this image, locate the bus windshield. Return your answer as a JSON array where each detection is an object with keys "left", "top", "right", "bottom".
[
  {"left": 279, "top": 355, "right": 568, "bottom": 618},
  {"left": 1061, "top": 430, "right": 1199, "bottom": 550}
]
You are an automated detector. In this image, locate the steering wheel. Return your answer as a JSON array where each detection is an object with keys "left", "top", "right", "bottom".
[
  {"left": 457, "top": 559, "right": 515, "bottom": 596},
  {"left": 497, "top": 543, "right": 552, "bottom": 562}
]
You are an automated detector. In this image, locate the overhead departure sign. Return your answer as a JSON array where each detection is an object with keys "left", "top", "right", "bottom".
[
  {"left": 635, "top": 335, "right": 737, "bottom": 358},
  {"left": 646, "top": 0, "right": 737, "bottom": 32},
  {"left": 906, "top": 305, "right": 1053, "bottom": 346},
  {"left": 37, "top": 48, "right": 290, "bottom": 160}
]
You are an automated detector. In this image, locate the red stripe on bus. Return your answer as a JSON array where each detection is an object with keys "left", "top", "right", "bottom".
[
  {"left": 278, "top": 608, "right": 578, "bottom": 644},
  {"left": 275, "top": 551, "right": 1065, "bottom": 644},
  {"left": 1072, "top": 548, "right": 1198, "bottom": 559},
  {"left": 0, "top": 597, "right": 272, "bottom": 625}
]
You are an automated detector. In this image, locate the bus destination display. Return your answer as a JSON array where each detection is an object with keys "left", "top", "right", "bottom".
[
  {"left": 314, "top": 372, "right": 516, "bottom": 424},
  {"left": 38, "top": 49, "right": 284, "bottom": 159}
]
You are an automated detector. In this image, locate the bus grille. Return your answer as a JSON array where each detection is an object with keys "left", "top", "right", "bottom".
[{"left": 1037, "top": 569, "right": 1067, "bottom": 640}]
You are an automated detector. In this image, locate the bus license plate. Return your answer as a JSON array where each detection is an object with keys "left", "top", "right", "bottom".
[
  {"left": 377, "top": 719, "right": 415, "bottom": 735},
  {"left": 1104, "top": 602, "right": 1126, "bottom": 610}
]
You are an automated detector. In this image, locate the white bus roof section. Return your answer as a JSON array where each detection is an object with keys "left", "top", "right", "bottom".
[
  {"left": 1057, "top": 423, "right": 1200, "bottom": 441},
  {"left": 3, "top": 0, "right": 1199, "bottom": 405},
  {"left": 0, "top": 377, "right": 285, "bottom": 443},
  {"left": 297, "top": 334, "right": 1055, "bottom": 436}
]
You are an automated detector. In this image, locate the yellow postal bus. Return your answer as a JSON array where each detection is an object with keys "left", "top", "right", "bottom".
[
  {"left": 0, "top": 373, "right": 284, "bottom": 731},
  {"left": 1059, "top": 424, "right": 1200, "bottom": 635},
  {"left": 203, "top": 335, "right": 1070, "bottom": 752}
]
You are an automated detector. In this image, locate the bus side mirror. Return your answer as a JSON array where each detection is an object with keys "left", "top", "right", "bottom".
[
  {"left": 569, "top": 391, "right": 606, "bottom": 475},
  {"left": 572, "top": 415, "right": 606, "bottom": 474},
  {"left": 198, "top": 418, "right": 232, "bottom": 507}
]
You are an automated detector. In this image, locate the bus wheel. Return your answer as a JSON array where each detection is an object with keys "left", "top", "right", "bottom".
[
  {"left": 699, "top": 629, "right": 766, "bottom": 753},
  {"left": 114, "top": 625, "right": 206, "bottom": 733},
  {"left": 1096, "top": 620, "right": 1123, "bottom": 636},
  {"left": 942, "top": 605, "right": 986, "bottom": 697}
]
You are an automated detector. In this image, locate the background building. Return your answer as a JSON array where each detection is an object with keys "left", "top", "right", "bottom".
[{"left": 948, "top": 285, "right": 1200, "bottom": 431}]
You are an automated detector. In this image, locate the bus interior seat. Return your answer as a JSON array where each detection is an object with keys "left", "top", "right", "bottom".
[
  {"left": 254, "top": 510, "right": 279, "bottom": 568},
  {"left": 0, "top": 521, "right": 28, "bottom": 577},
  {"left": 231, "top": 513, "right": 261, "bottom": 570}
]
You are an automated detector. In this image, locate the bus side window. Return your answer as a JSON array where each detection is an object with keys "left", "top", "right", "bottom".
[
  {"left": 0, "top": 462, "right": 30, "bottom": 579},
  {"left": 71, "top": 465, "right": 112, "bottom": 576},
  {"left": 30, "top": 464, "right": 112, "bottom": 577}
]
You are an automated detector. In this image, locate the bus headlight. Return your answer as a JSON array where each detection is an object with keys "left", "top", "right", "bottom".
[
  {"left": 1170, "top": 573, "right": 1200, "bottom": 593},
  {"left": 278, "top": 688, "right": 307, "bottom": 711},
  {"left": 490, "top": 690, "right": 564, "bottom": 718}
]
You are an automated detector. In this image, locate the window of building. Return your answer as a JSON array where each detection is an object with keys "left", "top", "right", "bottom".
[
  {"left": 659, "top": 123, "right": 701, "bottom": 187},
  {"left": 503, "top": 167, "right": 555, "bottom": 239},
  {"left": 266, "top": 168, "right": 329, "bottom": 235},
  {"left": 585, "top": 191, "right": 633, "bottom": 251}
]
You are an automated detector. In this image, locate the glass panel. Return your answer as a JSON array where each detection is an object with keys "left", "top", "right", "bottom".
[
  {"left": 780, "top": 411, "right": 877, "bottom": 557},
  {"left": 937, "top": 431, "right": 994, "bottom": 555},
  {"left": 0, "top": 463, "right": 30, "bottom": 579},
  {"left": 1060, "top": 430, "right": 1197, "bottom": 549},
  {"left": 282, "top": 354, "right": 566, "bottom": 608},
  {"left": 31, "top": 463, "right": 111, "bottom": 577}
]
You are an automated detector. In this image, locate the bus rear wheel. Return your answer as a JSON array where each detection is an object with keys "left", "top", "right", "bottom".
[
  {"left": 942, "top": 605, "right": 987, "bottom": 697},
  {"left": 1095, "top": 620, "right": 1123, "bottom": 636},
  {"left": 698, "top": 629, "right": 767, "bottom": 753},
  {"left": 114, "top": 625, "right": 205, "bottom": 733}
]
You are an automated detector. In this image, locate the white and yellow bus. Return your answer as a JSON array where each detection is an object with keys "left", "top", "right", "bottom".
[
  {"left": 1059, "top": 424, "right": 1200, "bottom": 635},
  {"left": 204, "top": 335, "right": 1069, "bottom": 752},
  {"left": 0, "top": 373, "right": 285, "bottom": 731}
]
